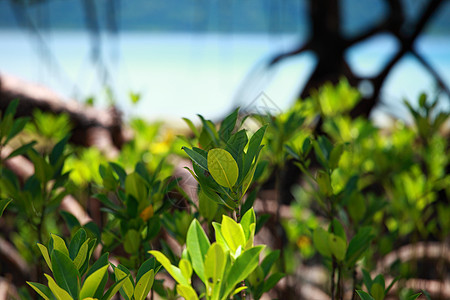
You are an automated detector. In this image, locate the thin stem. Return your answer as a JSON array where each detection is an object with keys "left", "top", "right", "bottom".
[
  {"left": 331, "top": 258, "right": 336, "bottom": 300},
  {"left": 351, "top": 269, "right": 357, "bottom": 300},
  {"left": 336, "top": 265, "right": 342, "bottom": 300}
]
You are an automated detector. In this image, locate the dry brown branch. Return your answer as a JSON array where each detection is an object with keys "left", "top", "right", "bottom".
[{"left": 0, "top": 72, "right": 127, "bottom": 152}]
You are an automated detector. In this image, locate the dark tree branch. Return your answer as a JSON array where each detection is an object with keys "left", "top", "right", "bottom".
[
  {"left": 268, "top": 40, "right": 312, "bottom": 66},
  {"left": 350, "top": 0, "right": 445, "bottom": 118},
  {"left": 411, "top": 49, "right": 450, "bottom": 97}
]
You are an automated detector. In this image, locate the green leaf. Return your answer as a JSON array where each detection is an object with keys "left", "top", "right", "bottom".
[
  {"left": 80, "top": 265, "right": 109, "bottom": 299},
  {"left": 179, "top": 259, "right": 193, "bottom": 283},
  {"left": 69, "top": 228, "right": 87, "bottom": 260},
  {"left": 109, "top": 162, "right": 127, "bottom": 186},
  {"left": 101, "top": 276, "right": 128, "bottom": 300},
  {"left": 4, "top": 99, "right": 19, "bottom": 117},
  {"left": 60, "top": 211, "right": 81, "bottom": 232},
  {"left": 328, "top": 234, "right": 346, "bottom": 261},
  {"left": 348, "top": 194, "right": 366, "bottom": 223},
  {"left": 262, "top": 272, "right": 284, "bottom": 293},
  {"left": 356, "top": 290, "right": 375, "bottom": 300},
  {"left": 6, "top": 141, "right": 36, "bottom": 160},
  {"left": 243, "top": 125, "right": 267, "bottom": 177},
  {"left": 114, "top": 267, "right": 134, "bottom": 300},
  {"left": 51, "top": 250, "right": 79, "bottom": 299},
  {"left": 73, "top": 239, "right": 90, "bottom": 270},
  {"left": 370, "top": 283, "right": 384, "bottom": 300},
  {"left": 27, "top": 282, "right": 54, "bottom": 300},
  {"left": 207, "top": 148, "right": 239, "bottom": 188},
  {"left": 329, "top": 143, "right": 344, "bottom": 169},
  {"left": 407, "top": 293, "right": 422, "bottom": 300},
  {"left": 198, "top": 190, "right": 219, "bottom": 222},
  {"left": 85, "top": 252, "right": 109, "bottom": 279},
  {"left": 183, "top": 117, "right": 199, "bottom": 136},
  {"left": 49, "top": 135, "right": 70, "bottom": 166},
  {"left": 149, "top": 250, "right": 189, "bottom": 285},
  {"left": 260, "top": 250, "right": 280, "bottom": 276},
  {"left": 331, "top": 219, "right": 347, "bottom": 244},
  {"left": 362, "top": 269, "right": 373, "bottom": 292},
  {"left": 136, "top": 258, "right": 155, "bottom": 284},
  {"left": 45, "top": 274, "right": 73, "bottom": 300},
  {"left": 0, "top": 199, "right": 12, "bottom": 218},
  {"left": 186, "top": 219, "right": 210, "bottom": 283},
  {"left": 134, "top": 269, "right": 155, "bottom": 300},
  {"left": 223, "top": 245, "right": 264, "bottom": 297},
  {"left": 125, "top": 172, "right": 148, "bottom": 203},
  {"left": 346, "top": 227, "right": 375, "bottom": 266},
  {"left": 219, "top": 108, "right": 239, "bottom": 141},
  {"left": 316, "top": 170, "right": 333, "bottom": 196},
  {"left": 182, "top": 147, "right": 208, "bottom": 171},
  {"left": 123, "top": 229, "right": 141, "bottom": 254},
  {"left": 177, "top": 284, "right": 199, "bottom": 300},
  {"left": 313, "top": 227, "right": 331, "bottom": 257},
  {"left": 221, "top": 215, "right": 245, "bottom": 255}
]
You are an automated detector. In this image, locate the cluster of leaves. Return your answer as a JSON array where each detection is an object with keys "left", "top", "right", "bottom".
[
  {"left": 0, "top": 79, "right": 448, "bottom": 300},
  {"left": 149, "top": 208, "right": 277, "bottom": 300},
  {"left": 28, "top": 228, "right": 156, "bottom": 300},
  {"left": 182, "top": 109, "right": 267, "bottom": 218}
]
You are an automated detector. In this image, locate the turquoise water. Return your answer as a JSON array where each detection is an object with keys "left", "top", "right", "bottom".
[{"left": 0, "top": 31, "right": 449, "bottom": 122}]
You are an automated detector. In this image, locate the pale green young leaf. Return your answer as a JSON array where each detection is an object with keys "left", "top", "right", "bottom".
[
  {"left": 134, "top": 269, "right": 155, "bottom": 300},
  {"left": 136, "top": 258, "right": 156, "bottom": 283},
  {"left": 207, "top": 149, "right": 239, "bottom": 188},
  {"left": 73, "top": 239, "right": 90, "bottom": 270},
  {"left": 37, "top": 243, "right": 52, "bottom": 272},
  {"left": 186, "top": 219, "right": 210, "bottom": 283},
  {"left": 232, "top": 286, "right": 247, "bottom": 295},
  {"left": 0, "top": 199, "right": 11, "bottom": 218},
  {"left": 212, "top": 223, "right": 230, "bottom": 252},
  {"left": 51, "top": 234, "right": 70, "bottom": 257},
  {"left": 240, "top": 208, "right": 256, "bottom": 241},
  {"left": 114, "top": 267, "right": 134, "bottom": 300},
  {"left": 179, "top": 259, "right": 193, "bottom": 283},
  {"left": 204, "top": 243, "right": 226, "bottom": 295},
  {"left": 244, "top": 223, "right": 256, "bottom": 250},
  {"left": 221, "top": 215, "right": 245, "bottom": 254},
  {"left": 80, "top": 265, "right": 109, "bottom": 299},
  {"left": 177, "top": 284, "right": 199, "bottom": 300},
  {"left": 44, "top": 274, "right": 73, "bottom": 300},
  {"left": 27, "top": 282, "right": 53, "bottom": 300},
  {"left": 149, "top": 250, "right": 189, "bottom": 285}
]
